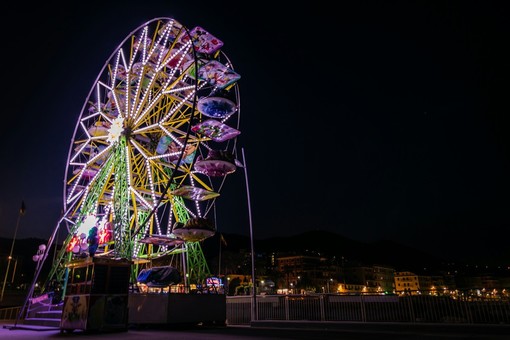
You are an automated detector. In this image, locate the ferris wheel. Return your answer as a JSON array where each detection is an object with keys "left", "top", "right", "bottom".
[{"left": 45, "top": 17, "right": 242, "bottom": 288}]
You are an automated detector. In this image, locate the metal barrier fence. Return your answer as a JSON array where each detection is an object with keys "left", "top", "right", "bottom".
[
  {"left": 0, "top": 292, "right": 56, "bottom": 322},
  {"left": 2, "top": 293, "right": 509, "bottom": 325},
  {"left": 0, "top": 306, "right": 21, "bottom": 321},
  {"left": 226, "top": 294, "right": 510, "bottom": 325}
]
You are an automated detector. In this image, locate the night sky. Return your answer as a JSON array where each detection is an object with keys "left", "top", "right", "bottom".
[{"left": 1, "top": 1, "right": 509, "bottom": 264}]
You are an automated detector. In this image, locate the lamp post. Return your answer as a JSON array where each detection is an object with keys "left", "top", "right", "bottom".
[
  {"left": 10, "top": 257, "right": 18, "bottom": 284},
  {"left": 238, "top": 147, "right": 257, "bottom": 321},
  {"left": 1, "top": 202, "right": 25, "bottom": 302},
  {"left": 32, "top": 245, "right": 46, "bottom": 290},
  {"left": 12, "top": 244, "right": 46, "bottom": 328}
]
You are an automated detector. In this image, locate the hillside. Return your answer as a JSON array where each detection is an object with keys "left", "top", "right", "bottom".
[
  {"left": 2, "top": 230, "right": 500, "bottom": 282},
  {"left": 202, "top": 230, "right": 446, "bottom": 272}
]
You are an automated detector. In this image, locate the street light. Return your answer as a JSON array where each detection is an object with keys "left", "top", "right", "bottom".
[
  {"left": 1, "top": 202, "right": 25, "bottom": 302},
  {"left": 327, "top": 278, "right": 333, "bottom": 293},
  {"left": 12, "top": 244, "right": 46, "bottom": 328},
  {"left": 9, "top": 256, "right": 18, "bottom": 284}
]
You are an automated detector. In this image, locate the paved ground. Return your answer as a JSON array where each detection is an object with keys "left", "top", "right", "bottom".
[{"left": 2, "top": 320, "right": 510, "bottom": 339}]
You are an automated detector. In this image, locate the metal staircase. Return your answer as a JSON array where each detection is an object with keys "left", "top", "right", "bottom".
[{"left": 10, "top": 293, "right": 62, "bottom": 330}]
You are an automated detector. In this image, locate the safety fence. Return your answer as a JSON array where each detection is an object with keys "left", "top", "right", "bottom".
[
  {"left": 226, "top": 294, "right": 510, "bottom": 325},
  {"left": 0, "top": 292, "right": 56, "bottom": 322},
  {"left": 0, "top": 306, "right": 20, "bottom": 321},
  {"left": 2, "top": 293, "right": 509, "bottom": 326}
]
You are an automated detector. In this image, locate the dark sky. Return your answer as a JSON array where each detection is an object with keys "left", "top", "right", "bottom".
[{"left": 0, "top": 1, "right": 509, "bottom": 264}]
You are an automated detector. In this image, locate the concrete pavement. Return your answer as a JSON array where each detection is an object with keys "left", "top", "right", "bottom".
[{"left": 2, "top": 320, "right": 510, "bottom": 339}]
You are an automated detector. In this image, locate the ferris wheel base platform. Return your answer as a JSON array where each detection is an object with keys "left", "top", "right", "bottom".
[{"left": 128, "top": 293, "right": 226, "bottom": 326}]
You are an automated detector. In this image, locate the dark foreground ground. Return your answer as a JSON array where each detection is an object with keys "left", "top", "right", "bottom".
[{"left": 2, "top": 320, "right": 510, "bottom": 340}]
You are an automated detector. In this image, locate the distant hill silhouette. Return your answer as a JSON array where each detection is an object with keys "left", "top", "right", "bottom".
[
  {"left": 203, "top": 230, "right": 447, "bottom": 272},
  {"left": 3, "top": 230, "right": 502, "bottom": 283}
]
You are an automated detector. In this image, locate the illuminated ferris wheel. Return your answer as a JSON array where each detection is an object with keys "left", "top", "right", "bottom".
[{"left": 45, "top": 17, "right": 242, "bottom": 287}]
